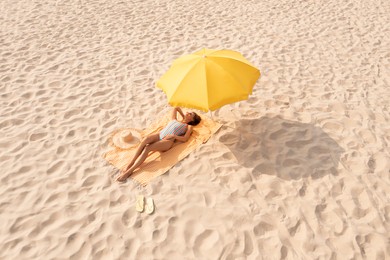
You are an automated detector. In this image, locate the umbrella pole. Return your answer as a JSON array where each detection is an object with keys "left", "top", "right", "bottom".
[
  {"left": 208, "top": 109, "right": 237, "bottom": 129},
  {"left": 209, "top": 110, "right": 213, "bottom": 120},
  {"left": 227, "top": 104, "right": 241, "bottom": 130},
  {"left": 207, "top": 108, "right": 237, "bottom": 128},
  {"left": 229, "top": 103, "right": 241, "bottom": 120}
]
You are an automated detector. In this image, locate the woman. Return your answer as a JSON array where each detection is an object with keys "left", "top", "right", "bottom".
[{"left": 117, "top": 107, "right": 201, "bottom": 182}]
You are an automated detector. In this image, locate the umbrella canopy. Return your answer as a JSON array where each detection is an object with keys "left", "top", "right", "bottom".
[{"left": 156, "top": 48, "right": 260, "bottom": 112}]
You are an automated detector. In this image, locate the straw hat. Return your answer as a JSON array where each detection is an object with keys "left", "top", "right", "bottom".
[{"left": 112, "top": 129, "right": 141, "bottom": 149}]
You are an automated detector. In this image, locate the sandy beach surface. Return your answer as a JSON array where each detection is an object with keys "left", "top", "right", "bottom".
[{"left": 1, "top": 0, "right": 389, "bottom": 259}]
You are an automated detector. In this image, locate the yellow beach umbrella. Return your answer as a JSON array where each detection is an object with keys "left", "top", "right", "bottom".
[{"left": 156, "top": 48, "right": 260, "bottom": 112}]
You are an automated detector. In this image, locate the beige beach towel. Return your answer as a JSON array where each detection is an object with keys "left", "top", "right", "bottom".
[{"left": 103, "top": 113, "right": 222, "bottom": 185}]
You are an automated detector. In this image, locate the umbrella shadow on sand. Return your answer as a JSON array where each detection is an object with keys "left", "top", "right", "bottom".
[{"left": 219, "top": 116, "right": 345, "bottom": 180}]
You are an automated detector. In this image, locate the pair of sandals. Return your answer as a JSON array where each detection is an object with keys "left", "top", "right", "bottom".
[{"left": 136, "top": 195, "right": 154, "bottom": 214}]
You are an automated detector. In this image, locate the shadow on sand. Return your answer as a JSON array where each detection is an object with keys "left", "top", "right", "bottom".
[{"left": 219, "top": 116, "right": 345, "bottom": 180}]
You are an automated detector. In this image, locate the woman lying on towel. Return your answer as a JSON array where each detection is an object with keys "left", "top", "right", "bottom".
[{"left": 117, "top": 107, "right": 201, "bottom": 182}]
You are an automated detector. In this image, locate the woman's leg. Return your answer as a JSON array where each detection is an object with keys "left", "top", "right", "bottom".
[
  {"left": 123, "top": 133, "right": 160, "bottom": 172},
  {"left": 117, "top": 140, "right": 174, "bottom": 182}
]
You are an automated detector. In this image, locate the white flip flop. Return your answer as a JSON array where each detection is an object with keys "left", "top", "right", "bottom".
[
  {"left": 135, "top": 195, "right": 145, "bottom": 212},
  {"left": 145, "top": 198, "right": 154, "bottom": 215}
]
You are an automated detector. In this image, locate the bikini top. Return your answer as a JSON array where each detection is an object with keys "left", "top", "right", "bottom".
[{"left": 159, "top": 120, "right": 188, "bottom": 139}]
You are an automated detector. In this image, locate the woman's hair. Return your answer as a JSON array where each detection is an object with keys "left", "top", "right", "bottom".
[{"left": 188, "top": 112, "right": 201, "bottom": 126}]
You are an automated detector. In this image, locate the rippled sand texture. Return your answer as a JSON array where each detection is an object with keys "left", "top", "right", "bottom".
[{"left": 1, "top": 0, "right": 389, "bottom": 259}]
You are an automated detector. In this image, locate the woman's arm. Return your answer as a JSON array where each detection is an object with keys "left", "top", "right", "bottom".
[{"left": 171, "top": 107, "right": 185, "bottom": 120}]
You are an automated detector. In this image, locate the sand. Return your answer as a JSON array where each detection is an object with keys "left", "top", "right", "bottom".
[{"left": 1, "top": 0, "right": 389, "bottom": 259}]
